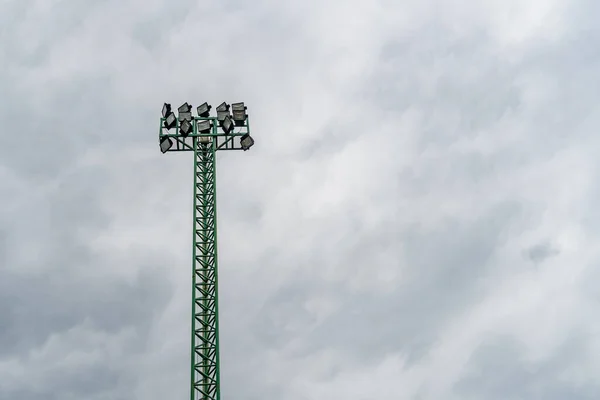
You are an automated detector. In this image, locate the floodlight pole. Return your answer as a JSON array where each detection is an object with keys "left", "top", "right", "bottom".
[{"left": 158, "top": 108, "right": 253, "bottom": 400}]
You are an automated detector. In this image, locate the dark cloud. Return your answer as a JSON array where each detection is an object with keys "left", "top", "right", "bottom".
[
  {"left": 525, "top": 242, "right": 560, "bottom": 264},
  {"left": 254, "top": 201, "right": 520, "bottom": 358},
  {"left": 0, "top": 264, "right": 171, "bottom": 356},
  {"left": 456, "top": 333, "right": 598, "bottom": 400}
]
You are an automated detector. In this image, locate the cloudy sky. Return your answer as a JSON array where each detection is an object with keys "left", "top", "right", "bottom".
[{"left": 2, "top": 0, "right": 600, "bottom": 399}]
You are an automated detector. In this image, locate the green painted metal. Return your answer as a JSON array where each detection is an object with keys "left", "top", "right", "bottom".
[
  {"left": 190, "top": 137, "right": 220, "bottom": 400},
  {"left": 159, "top": 110, "right": 252, "bottom": 400},
  {"left": 160, "top": 116, "right": 252, "bottom": 152}
]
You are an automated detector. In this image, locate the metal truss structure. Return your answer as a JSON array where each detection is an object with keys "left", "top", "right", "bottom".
[{"left": 158, "top": 105, "right": 254, "bottom": 400}]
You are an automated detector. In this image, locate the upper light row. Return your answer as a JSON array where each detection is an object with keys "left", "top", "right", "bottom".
[{"left": 161, "top": 102, "right": 248, "bottom": 136}]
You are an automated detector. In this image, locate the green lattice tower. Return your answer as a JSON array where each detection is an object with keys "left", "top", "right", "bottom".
[
  {"left": 158, "top": 107, "right": 253, "bottom": 400},
  {"left": 192, "top": 140, "right": 219, "bottom": 399}
]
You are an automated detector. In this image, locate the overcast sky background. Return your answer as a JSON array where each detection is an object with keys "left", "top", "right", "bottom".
[{"left": 1, "top": 0, "right": 600, "bottom": 399}]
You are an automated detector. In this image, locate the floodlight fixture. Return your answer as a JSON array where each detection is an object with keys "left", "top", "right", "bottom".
[
  {"left": 231, "top": 102, "right": 247, "bottom": 126},
  {"left": 197, "top": 119, "right": 212, "bottom": 134},
  {"left": 197, "top": 102, "right": 212, "bottom": 118},
  {"left": 160, "top": 137, "right": 173, "bottom": 153},
  {"left": 240, "top": 133, "right": 254, "bottom": 151},
  {"left": 164, "top": 112, "right": 177, "bottom": 130},
  {"left": 216, "top": 102, "right": 230, "bottom": 122},
  {"left": 180, "top": 119, "right": 193, "bottom": 136},
  {"left": 179, "top": 112, "right": 193, "bottom": 122},
  {"left": 178, "top": 102, "right": 193, "bottom": 122},
  {"left": 178, "top": 102, "right": 191, "bottom": 113},
  {"left": 162, "top": 103, "right": 172, "bottom": 118},
  {"left": 220, "top": 115, "right": 234, "bottom": 134}
]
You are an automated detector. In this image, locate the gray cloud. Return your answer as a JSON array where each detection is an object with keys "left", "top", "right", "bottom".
[
  {"left": 2, "top": 0, "right": 600, "bottom": 399},
  {"left": 252, "top": 201, "right": 522, "bottom": 363},
  {"left": 456, "top": 333, "right": 598, "bottom": 400},
  {"left": 525, "top": 242, "right": 560, "bottom": 264}
]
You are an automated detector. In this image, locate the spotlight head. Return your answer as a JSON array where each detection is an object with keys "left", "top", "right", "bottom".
[
  {"left": 216, "top": 102, "right": 230, "bottom": 122},
  {"left": 178, "top": 102, "right": 191, "bottom": 113},
  {"left": 160, "top": 137, "right": 173, "bottom": 153},
  {"left": 178, "top": 102, "right": 192, "bottom": 122},
  {"left": 231, "top": 102, "right": 247, "bottom": 126},
  {"left": 179, "top": 119, "right": 193, "bottom": 136},
  {"left": 240, "top": 133, "right": 254, "bottom": 151},
  {"left": 197, "top": 102, "right": 212, "bottom": 118},
  {"left": 216, "top": 102, "right": 229, "bottom": 111},
  {"left": 231, "top": 102, "right": 245, "bottom": 111},
  {"left": 162, "top": 103, "right": 172, "bottom": 118},
  {"left": 220, "top": 115, "right": 234, "bottom": 134},
  {"left": 197, "top": 119, "right": 212, "bottom": 134},
  {"left": 164, "top": 112, "right": 177, "bottom": 130}
]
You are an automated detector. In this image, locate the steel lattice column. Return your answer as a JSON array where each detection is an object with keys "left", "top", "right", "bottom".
[
  {"left": 191, "top": 138, "right": 221, "bottom": 400},
  {"left": 158, "top": 102, "right": 254, "bottom": 400}
]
